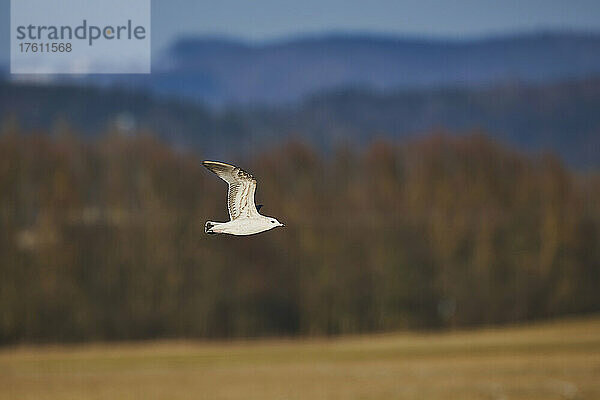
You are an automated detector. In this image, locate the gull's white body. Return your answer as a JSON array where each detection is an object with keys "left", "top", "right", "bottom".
[
  {"left": 203, "top": 161, "right": 284, "bottom": 236},
  {"left": 207, "top": 217, "right": 279, "bottom": 236}
]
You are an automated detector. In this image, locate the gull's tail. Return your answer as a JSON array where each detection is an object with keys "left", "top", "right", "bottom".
[{"left": 205, "top": 221, "right": 218, "bottom": 234}]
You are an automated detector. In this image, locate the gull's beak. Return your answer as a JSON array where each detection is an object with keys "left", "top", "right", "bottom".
[{"left": 280, "top": 223, "right": 285, "bottom": 227}]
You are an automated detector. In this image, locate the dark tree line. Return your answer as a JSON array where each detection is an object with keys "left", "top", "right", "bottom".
[
  {"left": 3, "top": 78, "right": 600, "bottom": 168},
  {"left": 0, "top": 127, "right": 599, "bottom": 344}
]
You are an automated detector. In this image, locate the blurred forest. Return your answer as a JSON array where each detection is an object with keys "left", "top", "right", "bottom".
[{"left": 0, "top": 124, "right": 599, "bottom": 344}]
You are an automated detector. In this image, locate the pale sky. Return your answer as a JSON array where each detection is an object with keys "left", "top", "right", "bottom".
[{"left": 2, "top": 0, "right": 600, "bottom": 64}]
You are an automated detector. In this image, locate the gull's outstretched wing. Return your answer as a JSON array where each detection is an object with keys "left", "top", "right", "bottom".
[{"left": 203, "top": 161, "right": 259, "bottom": 220}]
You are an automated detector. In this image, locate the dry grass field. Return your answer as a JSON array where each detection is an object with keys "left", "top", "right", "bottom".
[{"left": 1, "top": 316, "right": 599, "bottom": 400}]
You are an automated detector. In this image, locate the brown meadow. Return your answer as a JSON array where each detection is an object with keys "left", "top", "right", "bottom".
[{"left": 1, "top": 316, "right": 599, "bottom": 400}]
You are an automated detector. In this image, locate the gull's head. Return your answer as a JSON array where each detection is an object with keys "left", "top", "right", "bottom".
[{"left": 266, "top": 217, "right": 285, "bottom": 228}]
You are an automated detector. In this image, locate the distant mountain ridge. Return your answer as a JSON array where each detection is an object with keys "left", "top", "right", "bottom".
[
  {"left": 149, "top": 31, "right": 600, "bottom": 103},
  {"left": 4, "top": 31, "right": 600, "bottom": 105}
]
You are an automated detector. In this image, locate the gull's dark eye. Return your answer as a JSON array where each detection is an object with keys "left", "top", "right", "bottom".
[{"left": 271, "top": 221, "right": 275, "bottom": 223}]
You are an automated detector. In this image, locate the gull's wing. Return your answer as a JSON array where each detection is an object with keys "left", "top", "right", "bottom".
[{"left": 203, "top": 161, "right": 259, "bottom": 220}]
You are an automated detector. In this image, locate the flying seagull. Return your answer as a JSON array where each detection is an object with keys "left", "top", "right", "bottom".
[{"left": 203, "top": 161, "right": 284, "bottom": 235}]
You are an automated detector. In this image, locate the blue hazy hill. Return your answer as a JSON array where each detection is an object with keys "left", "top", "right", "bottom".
[
  {"left": 4, "top": 31, "right": 600, "bottom": 105},
  {"left": 146, "top": 31, "right": 600, "bottom": 104}
]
